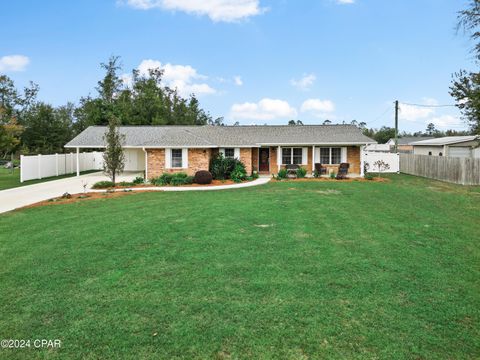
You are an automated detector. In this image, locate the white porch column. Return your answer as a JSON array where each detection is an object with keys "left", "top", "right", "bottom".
[
  {"left": 76, "top": 147, "right": 80, "bottom": 177},
  {"left": 277, "top": 146, "right": 281, "bottom": 166},
  {"left": 143, "top": 147, "right": 148, "bottom": 179},
  {"left": 360, "top": 145, "right": 365, "bottom": 176},
  {"left": 312, "top": 146, "right": 315, "bottom": 171}
]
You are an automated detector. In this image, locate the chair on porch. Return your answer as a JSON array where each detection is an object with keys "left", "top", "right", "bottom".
[
  {"left": 285, "top": 164, "right": 300, "bottom": 178},
  {"left": 314, "top": 163, "right": 327, "bottom": 176},
  {"left": 336, "top": 163, "right": 350, "bottom": 179}
]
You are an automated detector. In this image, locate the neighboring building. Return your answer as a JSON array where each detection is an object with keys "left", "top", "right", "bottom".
[
  {"left": 65, "top": 125, "right": 376, "bottom": 178},
  {"left": 385, "top": 137, "right": 434, "bottom": 153},
  {"left": 364, "top": 144, "right": 391, "bottom": 152},
  {"left": 411, "top": 136, "right": 480, "bottom": 158}
]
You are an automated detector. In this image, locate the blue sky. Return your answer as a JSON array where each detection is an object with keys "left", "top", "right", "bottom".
[{"left": 0, "top": 0, "right": 474, "bottom": 132}]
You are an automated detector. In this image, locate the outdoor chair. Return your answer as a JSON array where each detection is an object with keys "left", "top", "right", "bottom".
[
  {"left": 285, "top": 164, "right": 300, "bottom": 178},
  {"left": 314, "top": 163, "right": 327, "bottom": 176},
  {"left": 336, "top": 163, "right": 350, "bottom": 179}
]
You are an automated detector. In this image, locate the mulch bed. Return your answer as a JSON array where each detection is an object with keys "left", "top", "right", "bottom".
[{"left": 272, "top": 177, "right": 390, "bottom": 183}]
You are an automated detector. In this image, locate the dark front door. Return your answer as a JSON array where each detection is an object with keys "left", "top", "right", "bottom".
[{"left": 259, "top": 148, "right": 270, "bottom": 172}]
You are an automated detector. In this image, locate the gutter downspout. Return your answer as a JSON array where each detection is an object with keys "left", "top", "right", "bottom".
[{"left": 142, "top": 147, "right": 148, "bottom": 180}]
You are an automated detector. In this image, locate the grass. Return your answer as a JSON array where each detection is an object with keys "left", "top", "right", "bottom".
[
  {"left": 0, "top": 168, "right": 99, "bottom": 191},
  {"left": 0, "top": 174, "right": 479, "bottom": 359}
]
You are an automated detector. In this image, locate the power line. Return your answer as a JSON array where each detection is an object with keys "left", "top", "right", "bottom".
[
  {"left": 399, "top": 102, "right": 457, "bottom": 108},
  {"left": 367, "top": 106, "right": 392, "bottom": 126}
]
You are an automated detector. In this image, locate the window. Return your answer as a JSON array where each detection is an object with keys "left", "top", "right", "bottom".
[
  {"left": 224, "top": 148, "right": 235, "bottom": 159},
  {"left": 282, "top": 148, "right": 292, "bottom": 165},
  {"left": 320, "top": 148, "right": 330, "bottom": 164},
  {"left": 171, "top": 149, "right": 183, "bottom": 168},
  {"left": 319, "top": 147, "right": 343, "bottom": 165},
  {"left": 331, "top": 148, "right": 341, "bottom": 164},
  {"left": 282, "top": 148, "right": 303, "bottom": 165}
]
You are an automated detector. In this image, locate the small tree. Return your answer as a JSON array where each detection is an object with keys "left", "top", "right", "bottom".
[
  {"left": 103, "top": 117, "right": 125, "bottom": 184},
  {"left": 373, "top": 160, "right": 390, "bottom": 178}
]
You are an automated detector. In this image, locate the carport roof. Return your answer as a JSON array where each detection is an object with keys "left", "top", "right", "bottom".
[{"left": 65, "top": 125, "right": 376, "bottom": 148}]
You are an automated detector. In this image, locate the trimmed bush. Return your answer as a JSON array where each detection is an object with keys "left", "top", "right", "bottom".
[
  {"left": 92, "top": 181, "right": 115, "bottom": 189},
  {"left": 171, "top": 176, "right": 194, "bottom": 186},
  {"left": 118, "top": 181, "right": 134, "bottom": 187},
  {"left": 194, "top": 170, "right": 213, "bottom": 184},
  {"left": 296, "top": 167, "right": 307, "bottom": 178},
  {"left": 365, "top": 173, "right": 375, "bottom": 181},
  {"left": 277, "top": 168, "right": 288, "bottom": 180},
  {"left": 132, "top": 176, "right": 144, "bottom": 185}
]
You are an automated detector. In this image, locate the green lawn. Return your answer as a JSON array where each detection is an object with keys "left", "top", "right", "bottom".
[
  {"left": 0, "top": 175, "right": 479, "bottom": 359},
  {"left": 0, "top": 168, "right": 99, "bottom": 191}
]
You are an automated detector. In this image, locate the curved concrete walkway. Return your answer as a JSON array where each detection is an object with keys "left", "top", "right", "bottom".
[{"left": 0, "top": 174, "right": 270, "bottom": 214}]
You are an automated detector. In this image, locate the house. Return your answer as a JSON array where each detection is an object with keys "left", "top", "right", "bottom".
[
  {"left": 411, "top": 136, "right": 480, "bottom": 158},
  {"left": 385, "top": 136, "right": 434, "bottom": 153},
  {"left": 65, "top": 125, "right": 376, "bottom": 178}
]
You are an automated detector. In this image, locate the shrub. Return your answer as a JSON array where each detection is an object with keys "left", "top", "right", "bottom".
[
  {"left": 365, "top": 173, "right": 375, "bottom": 180},
  {"left": 171, "top": 176, "right": 194, "bottom": 186},
  {"left": 329, "top": 172, "right": 336, "bottom": 179},
  {"left": 209, "top": 153, "right": 246, "bottom": 180},
  {"left": 194, "top": 170, "right": 213, "bottom": 184},
  {"left": 251, "top": 171, "right": 259, "bottom": 180},
  {"left": 132, "top": 176, "right": 144, "bottom": 185},
  {"left": 118, "top": 181, "right": 134, "bottom": 187},
  {"left": 92, "top": 181, "right": 115, "bottom": 189},
  {"left": 296, "top": 167, "right": 307, "bottom": 178},
  {"left": 151, "top": 172, "right": 190, "bottom": 186},
  {"left": 231, "top": 163, "right": 247, "bottom": 183},
  {"left": 277, "top": 168, "right": 288, "bottom": 180}
]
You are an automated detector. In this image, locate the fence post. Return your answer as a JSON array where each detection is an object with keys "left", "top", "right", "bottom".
[
  {"left": 55, "top": 153, "right": 59, "bottom": 176},
  {"left": 38, "top": 154, "right": 42, "bottom": 179},
  {"left": 20, "top": 155, "right": 24, "bottom": 183}
]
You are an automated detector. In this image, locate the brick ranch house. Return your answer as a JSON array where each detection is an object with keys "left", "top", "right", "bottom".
[{"left": 65, "top": 125, "right": 376, "bottom": 178}]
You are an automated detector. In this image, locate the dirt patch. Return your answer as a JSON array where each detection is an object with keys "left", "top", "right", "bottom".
[
  {"left": 21, "top": 191, "right": 151, "bottom": 210},
  {"left": 254, "top": 224, "right": 274, "bottom": 228},
  {"left": 315, "top": 189, "right": 342, "bottom": 195}
]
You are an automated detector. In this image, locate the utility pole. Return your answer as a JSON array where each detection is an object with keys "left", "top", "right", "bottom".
[{"left": 394, "top": 100, "right": 399, "bottom": 153}]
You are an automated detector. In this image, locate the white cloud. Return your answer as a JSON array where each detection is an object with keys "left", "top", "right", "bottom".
[
  {"left": 234, "top": 75, "right": 243, "bottom": 86},
  {"left": 0, "top": 55, "right": 30, "bottom": 72},
  {"left": 335, "top": 0, "right": 355, "bottom": 4},
  {"left": 428, "top": 115, "right": 464, "bottom": 129},
  {"left": 123, "top": 0, "right": 266, "bottom": 22},
  {"left": 123, "top": 59, "right": 216, "bottom": 97},
  {"left": 300, "top": 98, "right": 335, "bottom": 118},
  {"left": 230, "top": 98, "right": 297, "bottom": 120},
  {"left": 290, "top": 73, "right": 316, "bottom": 91},
  {"left": 399, "top": 102, "right": 435, "bottom": 122}
]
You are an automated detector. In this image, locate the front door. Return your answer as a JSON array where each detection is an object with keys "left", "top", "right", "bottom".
[{"left": 259, "top": 148, "right": 270, "bottom": 172}]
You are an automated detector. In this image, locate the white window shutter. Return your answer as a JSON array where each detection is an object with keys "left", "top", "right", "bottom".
[
  {"left": 302, "top": 147, "right": 308, "bottom": 165},
  {"left": 341, "top": 147, "right": 347, "bottom": 163},
  {"left": 277, "top": 147, "right": 282, "bottom": 166},
  {"left": 182, "top": 148, "right": 188, "bottom": 168},
  {"left": 234, "top": 148, "right": 240, "bottom": 159},
  {"left": 219, "top": 148, "right": 225, "bottom": 156},
  {"left": 165, "top": 148, "right": 171, "bottom": 169}
]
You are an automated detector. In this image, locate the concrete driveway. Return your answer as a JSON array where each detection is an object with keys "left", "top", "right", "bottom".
[{"left": 0, "top": 172, "right": 142, "bottom": 214}]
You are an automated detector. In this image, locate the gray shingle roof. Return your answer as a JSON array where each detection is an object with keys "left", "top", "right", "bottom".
[
  {"left": 65, "top": 125, "right": 376, "bottom": 148},
  {"left": 410, "top": 136, "right": 479, "bottom": 146},
  {"left": 389, "top": 136, "right": 434, "bottom": 145}
]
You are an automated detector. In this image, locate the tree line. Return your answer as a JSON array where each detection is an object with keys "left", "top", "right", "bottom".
[{"left": 0, "top": 56, "right": 221, "bottom": 157}]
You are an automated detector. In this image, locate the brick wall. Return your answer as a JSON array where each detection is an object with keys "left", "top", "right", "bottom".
[
  {"left": 251, "top": 148, "right": 259, "bottom": 173},
  {"left": 240, "top": 148, "right": 253, "bottom": 174},
  {"left": 146, "top": 148, "right": 211, "bottom": 178}
]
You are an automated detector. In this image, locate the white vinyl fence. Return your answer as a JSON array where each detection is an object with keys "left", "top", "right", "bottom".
[
  {"left": 20, "top": 152, "right": 104, "bottom": 182},
  {"left": 363, "top": 152, "right": 400, "bottom": 173}
]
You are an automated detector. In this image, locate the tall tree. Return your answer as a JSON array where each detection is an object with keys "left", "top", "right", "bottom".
[
  {"left": 450, "top": 0, "right": 480, "bottom": 134},
  {"left": 102, "top": 117, "right": 125, "bottom": 184}
]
